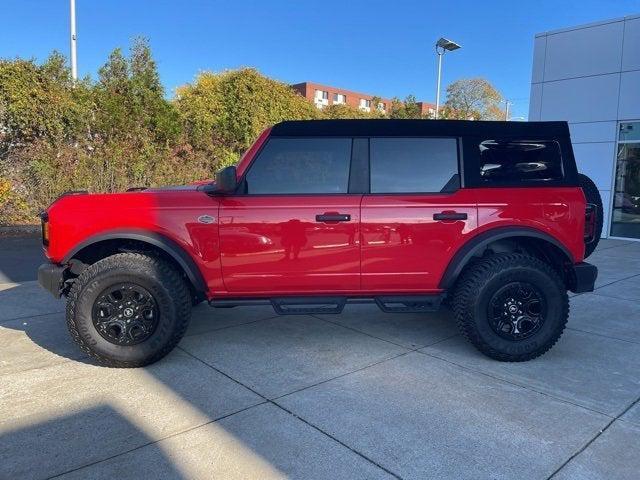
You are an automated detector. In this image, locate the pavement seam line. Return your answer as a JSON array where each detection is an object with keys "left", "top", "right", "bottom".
[
  {"left": 565, "top": 326, "right": 640, "bottom": 345},
  {"left": 0, "top": 310, "right": 65, "bottom": 325},
  {"left": 593, "top": 243, "right": 633, "bottom": 251},
  {"left": 176, "top": 345, "right": 405, "bottom": 479},
  {"left": 182, "top": 313, "right": 280, "bottom": 338},
  {"left": 310, "top": 314, "right": 410, "bottom": 348},
  {"left": 590, "top": 290, "right": 640, "bottom": 302},
  {"left": 546, "top": 395, "right": 640, "bottom": 479},
  {"left": 271, "top": 399, "right": 403, "bottom": 480},
  {"left": 272, "top": 333, "right": 461, "bottom": 402},
  {"left": 309, "top": 313, "right": 418, "bottom": 349},
  {"left": 46, "top": 401, "right": 270, "bottom": 480},
  {"left": 592, "top": 272, "right": 640, "bottom": 291},
  {"left": 310, "top": 312, "right": 458, "bottom": 350},
  {"left": 272, "top": 350, "right": 414, "bottom": 401},
  {"left": 415, "top": 349, "right": 614, "bottom": 418},
  {"left": 0, "top": 356, "right": 89, "bottom": 378}
]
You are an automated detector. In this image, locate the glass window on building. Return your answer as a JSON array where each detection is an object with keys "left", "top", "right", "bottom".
[
  {"left": 333, "top": 93, "right": 346, "bottom": 104},
  {"left": 359, "top": 98, "right": 371, "bottom": 109},
  {"left": 611, "top": 122, "right": 640, "bottom": 239}
]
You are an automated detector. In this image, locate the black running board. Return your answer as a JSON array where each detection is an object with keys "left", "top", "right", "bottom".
[
  {"left": 209, "top": 294, "right": 444, "bottom": 315},
  {"left": 375, "top": 295, "right": 442, "bottom": 313}
]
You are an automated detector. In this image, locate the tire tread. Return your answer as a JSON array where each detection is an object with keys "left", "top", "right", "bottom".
[
  {"left": 66, "top": 252, "right": 191, "bottom": 368},
  {"left": 452, "top": 253, "right": 569, "bottom": 362}
]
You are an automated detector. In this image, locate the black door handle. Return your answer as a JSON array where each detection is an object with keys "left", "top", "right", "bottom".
[
  {"left": 316, "top": 213, "right": 351, "bottom": 222},
  {"left": 433, "top": 212, "right": 467, "bottom": 221}
]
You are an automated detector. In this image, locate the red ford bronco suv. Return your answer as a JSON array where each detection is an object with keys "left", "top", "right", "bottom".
[{"left": 38, "top": 119, "right": 602, "bottom": 368}]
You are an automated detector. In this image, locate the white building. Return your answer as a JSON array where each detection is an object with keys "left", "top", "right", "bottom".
[{"left": 529, "top": 14, "right": 640, "bottom": 240}]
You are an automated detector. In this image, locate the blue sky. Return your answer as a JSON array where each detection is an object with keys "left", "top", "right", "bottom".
[{"left": 2, "top": 0, "right": 638, "bottom": 119}]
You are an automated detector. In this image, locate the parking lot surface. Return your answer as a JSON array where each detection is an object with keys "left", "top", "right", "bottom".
[{"left": 1, "top": 237, "right": 639, "bottom": 479}]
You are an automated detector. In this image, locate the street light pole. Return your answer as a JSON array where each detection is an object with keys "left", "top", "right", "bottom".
[
  {"left": 504, "top": 100, "right": 512, "bottom": 121},
  {"left": 434, "top": 38, "right": 461, "bottom": 120},
  {"left": 70, "top": 0, "right": 77, "bottom": 81},
  {"left": 435, "top": 51, "right": 443, "bottom": 119}
]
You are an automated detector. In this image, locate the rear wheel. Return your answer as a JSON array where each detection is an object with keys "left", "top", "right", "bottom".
[
  {"left": 579, "top": 173, "right": 603, "bottom": 258},
  {"left": 452, "top": 253, "right": 568, "bottom": 362},
  {"left": 66, "top": 253, "right": 192, "bottom": 368}
]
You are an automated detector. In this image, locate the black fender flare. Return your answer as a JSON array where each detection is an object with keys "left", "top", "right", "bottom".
[
  {"left": 63, "top": 230, "right": 208, "bottom": 296},
  {"left": 439, "top": 226, "right": 574, "bottom": 290}
]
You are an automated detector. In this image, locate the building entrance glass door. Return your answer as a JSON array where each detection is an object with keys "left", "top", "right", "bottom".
[{"left": 611, "top": 122, "right": 640, "bottom": 239}]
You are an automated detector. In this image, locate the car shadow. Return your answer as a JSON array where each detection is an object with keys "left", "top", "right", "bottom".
[
  {"left": 0, "top": 405, "right": 186, "bottom": 479},
  {"left": 0, "top": 235, "right": 45, "bottom": 284}
]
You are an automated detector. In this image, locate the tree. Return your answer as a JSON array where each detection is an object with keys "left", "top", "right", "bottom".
[
  {"left": 130, "top": 38, "right": 162, "bottom": 95},
  {"left": 368, "top": 96, "right": 386, "bottom": 118},
  {"left": 389, "top": 95, "right": 422, "bottom": 119},
  {"left": 322, "top": 103, "right": 371, "bottom": 119},
  {"left": 174, "top": 68, "right": 319, "bottom": 161},
  {"left": 94, "top": 39, "right": 180, "bottom": 144},
  {"left": 0, "top": 52, "right": 90, "bottom": 151},
  {"left": 442, "top": 78, "right": 504, "bottom": 120},
  {"left": 129, "top": 38, "right": 180, "bottom": 144}
]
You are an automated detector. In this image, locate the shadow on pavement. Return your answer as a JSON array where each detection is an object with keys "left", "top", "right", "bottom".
[
  {"left": 0, "top": 235, "right": 44, "bottom": 284},
  {"left": 0, "top": 405, "right": 185, "bottom": 480}
]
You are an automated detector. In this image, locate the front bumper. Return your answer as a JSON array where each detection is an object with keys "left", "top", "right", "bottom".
[
  {"left": 570, "top": 262, "right": 598, "bottom": 293},
  {"left": 38, "top": 263, "right": 66, "bottom": 298}
]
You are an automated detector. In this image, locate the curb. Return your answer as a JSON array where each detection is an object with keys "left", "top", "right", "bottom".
[{"left": 0, "top": 225, "right": 40, "bottom": 238}]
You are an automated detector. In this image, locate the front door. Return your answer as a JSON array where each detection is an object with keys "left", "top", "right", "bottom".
[
  {"left": 219, "top": 137, "right": 361, "bottom": 294},
  {"left": 360, "top": 137, "right": 477, "bottom": 292}
]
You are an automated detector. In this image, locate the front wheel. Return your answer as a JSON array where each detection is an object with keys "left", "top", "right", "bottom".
[
  {"left": 66, "top": 253, "right": 192, "bottom": 368},
  {"left": 452, "top": 253, "right": 568, "bottom": 362}
]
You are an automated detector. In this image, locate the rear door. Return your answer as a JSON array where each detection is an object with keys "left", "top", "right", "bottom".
[
  {"left": 218, "top": 136, "right": 362, "bottom": 294},
  {"left": 361, "top": 137, "right": 477, "bottom": 292}
]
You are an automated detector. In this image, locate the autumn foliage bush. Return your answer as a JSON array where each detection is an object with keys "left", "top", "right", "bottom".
[
  {"left": 0, "top": 40, "right": 321, "bottom": 224},
  {"left": 0, "top": 39, "right": 444, "bottom": 224}
]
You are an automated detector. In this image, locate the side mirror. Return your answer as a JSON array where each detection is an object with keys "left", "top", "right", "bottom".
[{"left": 213, "top": 166, "right": 238, "bottom": 194}]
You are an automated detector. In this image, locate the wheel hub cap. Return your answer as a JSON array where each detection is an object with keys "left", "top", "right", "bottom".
[
  {"left": 91, "top": 283, "right": 159, "bottom": 346},
  {"left": 488, "top": 282, "right": 545, "bottom": 341}
]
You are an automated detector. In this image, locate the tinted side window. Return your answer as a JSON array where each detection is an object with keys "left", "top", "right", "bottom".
[
  {"left": 245, "top": 138, "right": 352, "bottom": 194},
  {"left": 479, "top": 140, "right": 563, "bottom": 183},
  {"left": 370, "top": 138, "right": 458, "bottom": 193}
]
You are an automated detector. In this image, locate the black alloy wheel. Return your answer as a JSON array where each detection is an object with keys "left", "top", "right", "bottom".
[
  {"left": 452, "top": 253, "right": 569, "bottom": 362},
  {"left": 92, "top": 283, "right": 159, "bottom": 345},
  {"left": 488, "top": 282, "right": 545, "bottom": 340}
]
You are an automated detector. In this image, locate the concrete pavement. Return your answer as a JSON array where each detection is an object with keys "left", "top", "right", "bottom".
[{"left": 1, "top": 237, "right": 639, "bottom": 479}]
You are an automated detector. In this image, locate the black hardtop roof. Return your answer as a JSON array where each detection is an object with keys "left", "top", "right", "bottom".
[{"left": 270, "top": 119, "right": 570, "bottom": 138}]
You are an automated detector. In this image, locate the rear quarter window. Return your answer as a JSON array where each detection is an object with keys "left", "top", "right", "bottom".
[{"left": 478, "top": 139, "right": 564, "bottom": 184}]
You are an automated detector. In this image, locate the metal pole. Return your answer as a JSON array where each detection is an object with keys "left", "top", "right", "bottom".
[
  {"left": 435, "top": 49, "right": 443, "bottom": 119},
  {"left": 70, "top": 0, "right": 77, "bottom": 81},
  {"left": 504, "top": 100, "right": 511, "bottom": 121}
]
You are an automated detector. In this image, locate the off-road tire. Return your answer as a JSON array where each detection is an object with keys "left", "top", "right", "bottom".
[
  {"left": 452, "top": 253, "right": 569, "bottom": 362},
  {"left": 66, "top": 253, "right": 192, "bottom": 368},
  {"left": 578, "top": 173, "right": 603, "bottom": 258}
]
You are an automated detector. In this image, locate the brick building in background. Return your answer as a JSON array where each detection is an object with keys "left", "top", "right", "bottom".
[{"left": 291, "top": 81, "right": 436, "bottom": 117}]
